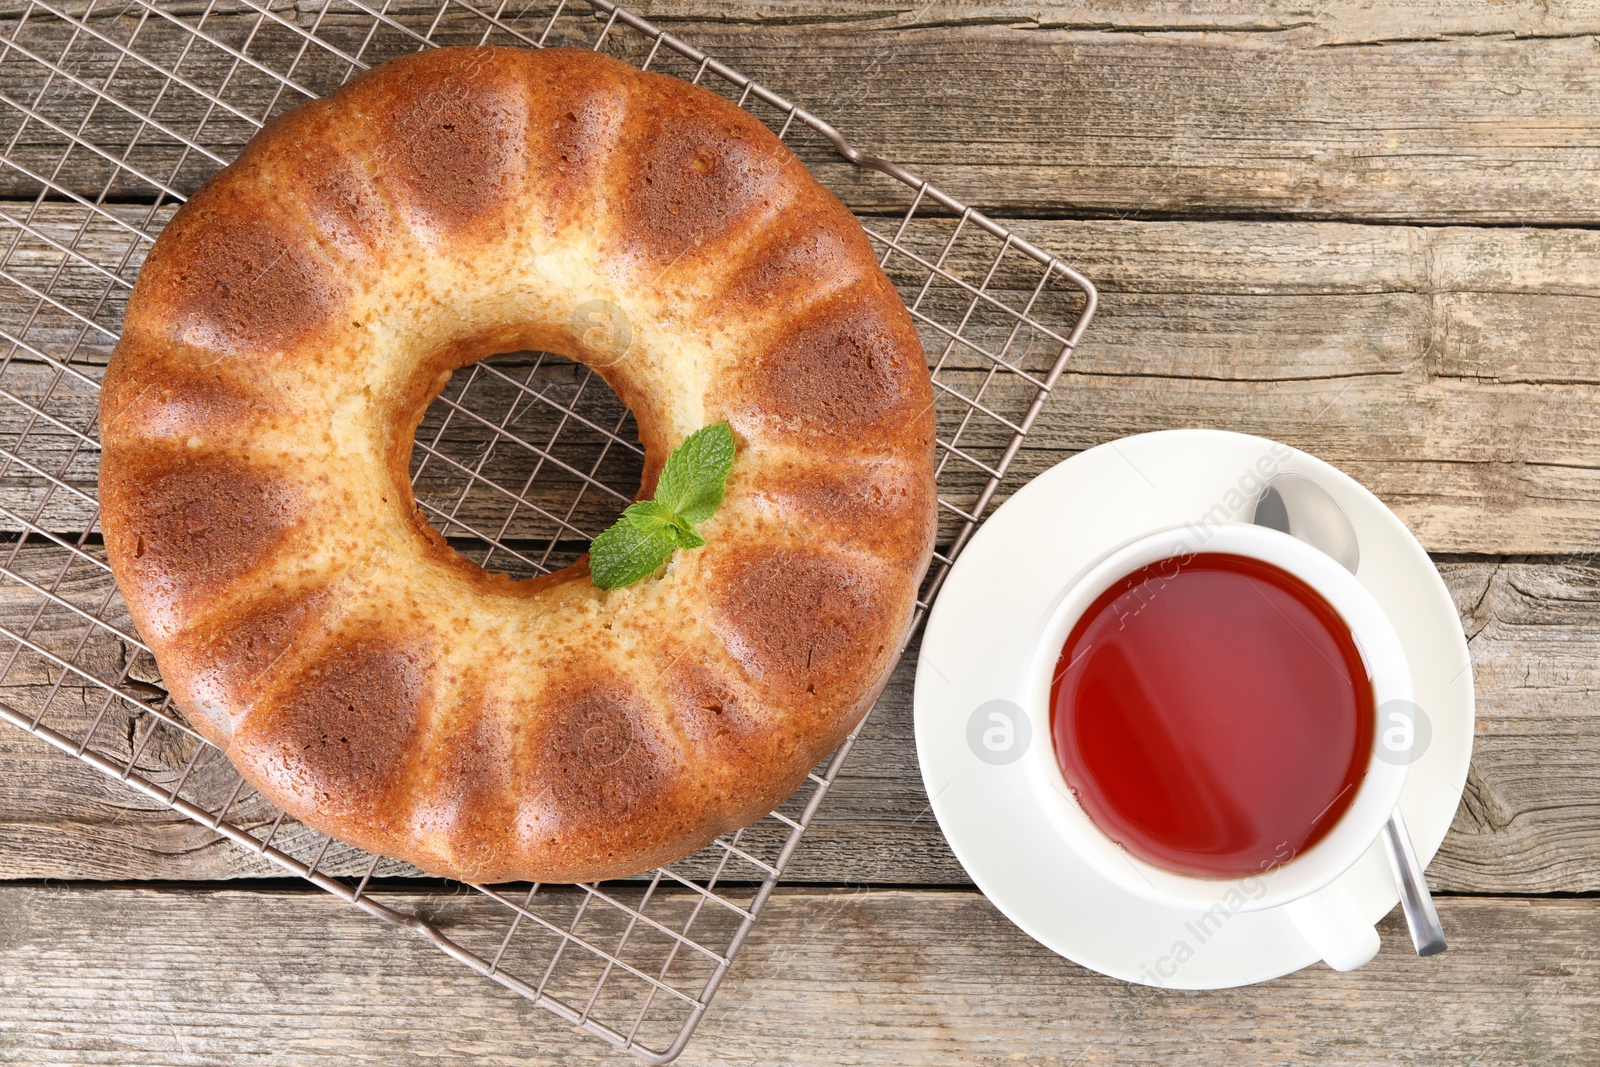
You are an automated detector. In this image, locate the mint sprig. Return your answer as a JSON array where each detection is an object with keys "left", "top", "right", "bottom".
[{"left": 588, "top": 422, "right": 735, "bottom": 590}]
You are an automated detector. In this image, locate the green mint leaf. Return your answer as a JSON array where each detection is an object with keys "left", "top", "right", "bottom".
[
  {"left": 588, "top": 502, "right": 680, "bottom": 590},
  {"left": 588, "top": 423, "right": 736, "bottom": 590},
  {"left": 668, "top": 518, "right": 706, "bottom": 549},
  {"left": 653, "top": 422, "right": 735, "bottom": 526},
  {"left": 618, "top": 498, "right": 677, "bottom": 531}
]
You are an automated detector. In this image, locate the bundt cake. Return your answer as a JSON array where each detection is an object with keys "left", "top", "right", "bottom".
[{"left": 98, "top": 45, "right": 937, "bottom": 882}]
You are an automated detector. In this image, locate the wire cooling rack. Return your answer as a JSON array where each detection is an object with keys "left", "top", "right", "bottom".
[{"left": 0, "top": 0, "right": 1096, "bottom": 1061}]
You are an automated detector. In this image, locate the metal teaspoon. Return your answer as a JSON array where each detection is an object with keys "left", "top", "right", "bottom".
[{"left": 1253, "top": 471, "right": 1447, "bottom": 957}]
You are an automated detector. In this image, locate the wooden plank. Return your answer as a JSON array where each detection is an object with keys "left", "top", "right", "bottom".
[
  {"left": 0, "top": 551, "right": 1596, "bottom": 893},
  {"left": 145, "top": 0, "right": 1600, "bottom": 39},
  {"left": 7, "top": 208, "right": 1600, "bottom": 552},
  {"left": 629, "top": 0, "right": 1600, "bottom": 38},
  {"left": 1, "top": 12, "right": 1600, "bottom": 221},
  {"left": 9, "top": 0, "right": 1574, "bottom": 40},
  {"left": 0, "top": 884, "right": 1593, "bottom": 1064}
]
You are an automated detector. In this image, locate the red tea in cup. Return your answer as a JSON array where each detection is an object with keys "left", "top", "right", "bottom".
[{"left": 1049, "top": 552, "right": 1374, "bottom": 879}]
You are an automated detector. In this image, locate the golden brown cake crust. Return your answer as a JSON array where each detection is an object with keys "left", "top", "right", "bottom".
[{"left": 99, "top": 46, "right": 937, "bottom": 883}]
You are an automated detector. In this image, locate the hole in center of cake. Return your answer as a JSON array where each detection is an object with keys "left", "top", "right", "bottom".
[{"left": 408, "top": 350, "right": 645, "bottom": 581}]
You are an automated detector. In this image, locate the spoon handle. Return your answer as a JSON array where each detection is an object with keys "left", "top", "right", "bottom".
[{"left": 1382, "top": 808, "right": 1447, "bottom": 956}]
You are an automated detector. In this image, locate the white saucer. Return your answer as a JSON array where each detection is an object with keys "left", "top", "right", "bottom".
[{"left": 913, "top": 429, "right": 1475, "bottom": 988}]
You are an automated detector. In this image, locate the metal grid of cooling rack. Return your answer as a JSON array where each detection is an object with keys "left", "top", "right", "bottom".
[{"left": 0, "top": 0, "right": 1097, "bottom": 1061}]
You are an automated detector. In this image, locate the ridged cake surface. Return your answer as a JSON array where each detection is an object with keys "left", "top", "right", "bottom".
[{"left": 99, "top": 46, "right": 937, "bottom": 882}]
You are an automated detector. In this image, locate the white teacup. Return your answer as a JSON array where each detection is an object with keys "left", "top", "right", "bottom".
[{"left": 1021, "top": 522, "right": 1412, "bottom": 971}]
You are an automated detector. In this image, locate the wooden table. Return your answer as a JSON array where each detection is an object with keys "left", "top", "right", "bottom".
[{"left": 2, "top": 1, "right": 1598, "bottom": 1063}]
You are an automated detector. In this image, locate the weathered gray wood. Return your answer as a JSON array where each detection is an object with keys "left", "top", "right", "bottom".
[
  {"left": 0, "top": 885, "right": 1593, "bottom": 1065},
  {"left": 4, "top": 204, "right": 1600, "bottom": 887},
  {"left": 0, "top": 551, "right": 1596, "bottom": 893},
  {"left": 2, "top": 11, "right": 1600, "bottom": 221},
  {"left": 627, "top": 0, "right": 1600, "bottom": 38},
  {"left": 0, "top": 4, "right": 1583, "bottom": 1060},
  {"left": 9, "top": 208, "right": 1600, "bottom": 552},
  {"left": 19, "top": 0, "right": 1600, "bottom": 39}
]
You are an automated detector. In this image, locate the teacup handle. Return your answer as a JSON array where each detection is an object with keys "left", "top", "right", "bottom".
[{"left": 1283, "top": 881, "right": 1381, "bottom": 971}]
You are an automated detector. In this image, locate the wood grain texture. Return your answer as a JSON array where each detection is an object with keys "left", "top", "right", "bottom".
[
  {"left": 626, "top": 0, "right": 1600, "bottom": 38},
  {"left": 0, "top": 550, "right": 1597, "bottom": 894},
  {"left": 0, "top": 6, "right": 1591, "bottom": 1059},
  {"left": 8, "top": 206, "right": 1600, "bottom": 551},
  {"left": 4, "top": 202, "right": 1600, "bottom": 888},
  {"left": 0, "top": 885, "right": 1595, "bottom": 1065},
  {"left": 2, "top": 9, "right": 1600, "bottom": 221}
]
